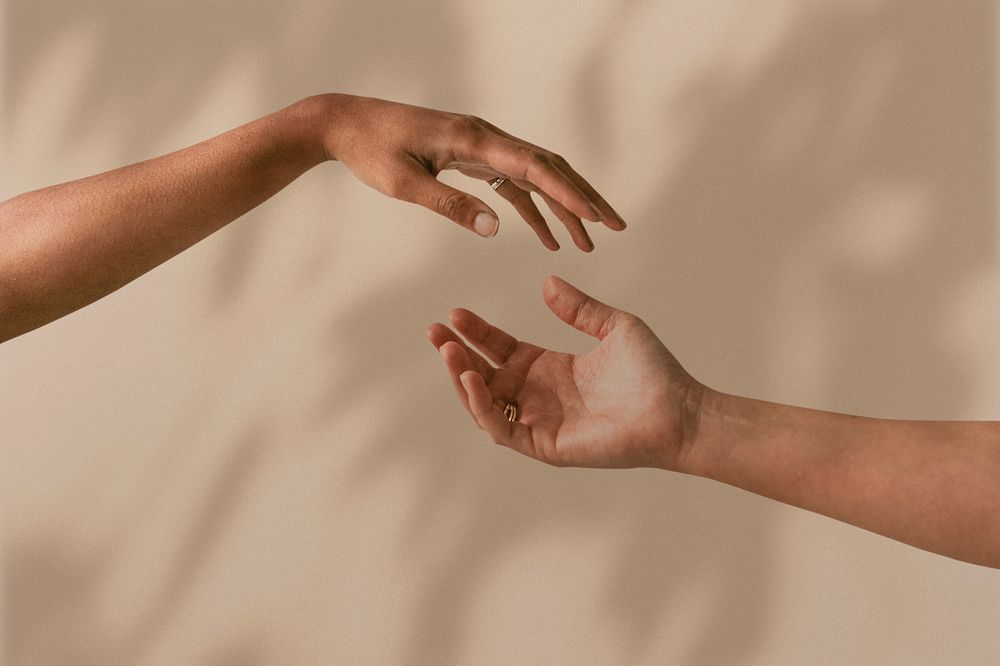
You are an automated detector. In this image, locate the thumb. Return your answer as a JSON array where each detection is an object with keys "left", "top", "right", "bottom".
[
  {"left": 397, "top": 165, "right": 500, "bottom": 238},
  {"left": 543, "top": 275, "right": 630, "bottom": 340}
]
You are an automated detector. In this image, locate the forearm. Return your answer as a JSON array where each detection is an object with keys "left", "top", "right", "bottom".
[
  {"left": 0, "top": 96, "right": 331, "bottom": 342},
  {"left": 683, "top": 388, "right": 1000, "bottom": 567}
]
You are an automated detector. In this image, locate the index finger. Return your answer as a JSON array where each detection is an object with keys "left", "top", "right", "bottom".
[{"left": 549, "top": 156, "right": 627, "bottom": 231}]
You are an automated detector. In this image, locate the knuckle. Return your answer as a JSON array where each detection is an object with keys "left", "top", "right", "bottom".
[
  {"left": 465, "top": 130, "right": 486, "bottom": 151},
  {"left": 437, "top": 190, "right": 469, "bottom": 220},
  {"left": 530, "top": 150, "right": 552, "bottom": 166},
  {"left": 616, "top": 312, "right": 638, "bottom": 327},
  {"left": 597, "top": 314, "right": 620, "bottom": 339},
  {"left": 451, "top": 114, "right": 484, "bottom": 135},
  {"left": 621, "top": 313, "right": 645, "bottom": 330},
  {"left": 382, "top": 171, "right": 410, "bottom": 199},
  {"left": 449, "top": 115, "right": 488, "bottom": 152},
  {"left": 600, "top": 311, "right": 636, "bottom": 339},
  {"left": 520, "top": 150, "right": 553, "bottom": 182}
]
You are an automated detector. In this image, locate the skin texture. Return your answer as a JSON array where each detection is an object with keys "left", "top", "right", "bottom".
[
  {"left": 429, "top": 276, "right": 1000, "bottom": 569},
  {"left": 0, "top": 94, "right": 625, "bottom": 343}
]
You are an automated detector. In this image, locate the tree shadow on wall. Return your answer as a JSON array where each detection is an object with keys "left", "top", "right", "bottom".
[
  {"left": 4, "top": 1, "right": 996, "bottom": 664},
  {"left": 589, "top": 2, "right": 996, "bottom": 660},
  {"left": 4, "top": 424, "right": 268, "bottom": 664},
  {"left": 3, "top": 0, "right": 472, "bottom": 663},
  {"left": 322, "top": 1, "right": 996, "bottom": 664},
  {"left": 3, "top": 0, "right": 469, "bottom": 307}
]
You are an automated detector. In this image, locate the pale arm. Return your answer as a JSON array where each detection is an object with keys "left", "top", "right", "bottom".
[
  {"left": 430, "top": 276, "right": 1000, "bottom": 568},
  {"left": 0, "top": 94, "right": 625, "bottom": 343},
  {"left": 687, "top": 390, "right": 1000, "bottom": 568}
]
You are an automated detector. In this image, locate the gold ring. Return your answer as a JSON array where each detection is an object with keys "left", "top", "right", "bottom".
[
  {"left": 503, "top": 401, "right": 518, "bottom": 423},
  {"left": 490, "top": 177, "right": 508, "bottom": 191}
]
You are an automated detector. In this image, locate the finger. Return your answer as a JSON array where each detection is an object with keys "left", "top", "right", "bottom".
[
  {"left": 548, "top": 157, "right": 627, "bottom": 231},
  {"left": 460, "top": 370, "right": 534, "bottom": 457},
  {"left": 449, "top": 308, "right": 519, "bottom": 366},
  {"left": 475, "top": 136, "right": 602, "bottom": 223},
  {"left": 434, "top": 323, "right": 526, "bottom": 406},
  {"left": 493, "top": 182, "right": 559, "bottom": 250},
  {"left": 396, "top": 161, "right": 500, "bottom": 238},
  {"left": 542, "top": 275, "right": 630, "bottom": 340},
  {"left": 439, "top": 314, "right": 530, "bottom": 401},
  {"left": 426, "top": 323, "right": 494, "bottom": 378},
  {"left": 538, "top": 192, "right": 594, "bottom": 253},
  {"left": 469, "top": 121, "right": 623, "bottom": 229},
  {"left": 438, "top": 341, "right": 481, "bottom": 416}
]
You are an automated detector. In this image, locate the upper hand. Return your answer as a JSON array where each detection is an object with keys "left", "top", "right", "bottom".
[
  {"left": 427, "top": 276, "right": 702, "bottom": 469},
  {"left": 312, "top": 94, "right": 626, "bottom": 251}
]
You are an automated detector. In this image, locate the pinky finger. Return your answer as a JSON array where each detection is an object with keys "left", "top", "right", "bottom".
[
  {"left": 459, "top": 371, "right": 534, "bottom": 457},
  {"left": 440, "top": 341, "right": 479, "bottom": 416}
]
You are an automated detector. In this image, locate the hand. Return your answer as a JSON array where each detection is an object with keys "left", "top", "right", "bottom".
[
  {"left": 427, "top": 276, "right": 702, "bottom": 469},
  {"left": 312, "top": 94, "right": 626, "bottom": 251}
]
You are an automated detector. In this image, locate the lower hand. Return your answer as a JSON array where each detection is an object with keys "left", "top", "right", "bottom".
[
  {"left": 427, "top": 276, "right": 702, "bottom": 469},
  {"left": 310, "top": 94, "right": 626, "bottom": 251}
]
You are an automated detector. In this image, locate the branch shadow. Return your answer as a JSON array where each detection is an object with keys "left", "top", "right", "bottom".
[
  {"left": 316, "top": 1, "right": 996, "bottom": 663},
  {"left": 4, "top": 424, "right": 267, "bottom": 664},
  {"left": 585, "top": 2, "right": 996, "bottom": 661},
  {"left": 3, "top": 0, "right": 996, "bottom": 664},
  {"left": 4, "top": 0, "right": 471, "bottom": 663}
]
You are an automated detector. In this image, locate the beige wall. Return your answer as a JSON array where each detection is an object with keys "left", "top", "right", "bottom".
[{"left": 3, "top": 1, "right": 1000, "bottom": 663}]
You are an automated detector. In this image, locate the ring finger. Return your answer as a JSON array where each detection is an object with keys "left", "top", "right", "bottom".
[{"left": 490, "top": 178, "right": 560, "bottom": 251}]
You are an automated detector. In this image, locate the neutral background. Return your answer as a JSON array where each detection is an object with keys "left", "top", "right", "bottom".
[{"left": 3, "top": 1, "right": 1000, "bottom": 663}]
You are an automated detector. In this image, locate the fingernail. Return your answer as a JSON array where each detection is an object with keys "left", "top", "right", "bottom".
[
  {"left": 459, "top": 372, "right": 474, "bottom": 390},
  {"left": 615, "top": 217, "right": 627, "bottom": 229},
  {"left": 474, "top": 212, "right": 499, "bottom": 237}
]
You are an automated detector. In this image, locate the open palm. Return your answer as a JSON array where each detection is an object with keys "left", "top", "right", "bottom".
[{"left": 427, "top": 276, "right": 701, "bottom": 469}]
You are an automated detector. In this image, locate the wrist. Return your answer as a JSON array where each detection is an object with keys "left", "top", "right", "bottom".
[
  {"left": 673, "top": 384, "right": 735, "bottom": 478},
  {"left": 291, "top": 93, "right": 353, "bottom": 163}
]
